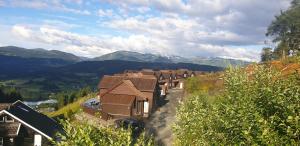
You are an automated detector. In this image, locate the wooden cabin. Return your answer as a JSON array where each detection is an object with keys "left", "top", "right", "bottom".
[
  {"left": 0, "top": 101, "right": 63, "bottom": 146},
  {"left": 98, "top": 75, "right": 159, "bottom": 120}
]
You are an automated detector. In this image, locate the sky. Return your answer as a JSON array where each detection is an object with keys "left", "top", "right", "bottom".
[{"left": 0, "top": 0, "right": 292, "bottom": 61}]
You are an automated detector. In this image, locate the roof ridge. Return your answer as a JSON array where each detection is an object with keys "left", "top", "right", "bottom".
[{"left": 122, "top": 80, "right": 146, "bottom": 99}]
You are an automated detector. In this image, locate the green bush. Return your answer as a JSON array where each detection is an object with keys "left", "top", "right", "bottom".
[
  {"left": 54, "top": 120, "right": 154, "bottom": 146},
  {"left": 174, "top": 65, "right": 300, "bottom": 145}
]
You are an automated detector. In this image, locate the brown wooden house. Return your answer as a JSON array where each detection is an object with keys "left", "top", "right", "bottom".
[
  {"left": 98, "top": 74, "right": 159, "bottom": 120},
  {"left": 0, "top": 101, "right": 63, "bottom": 146}
]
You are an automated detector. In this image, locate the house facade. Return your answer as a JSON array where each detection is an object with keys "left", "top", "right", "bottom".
[
  {"left": 0, "top": 101, "right": 63, "bottom": 146},
  {"left": 97, "top": 74, "right": 159, "bottom": 120}
]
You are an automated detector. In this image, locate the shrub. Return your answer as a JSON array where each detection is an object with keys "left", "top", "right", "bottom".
[
  {"left": 174, "top": 65, "right": 300, "bottom": 145},
  {"left": 54, "top": 120, "right": 154, "bottom": 146}
]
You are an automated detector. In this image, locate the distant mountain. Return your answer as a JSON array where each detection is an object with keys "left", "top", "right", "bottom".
[
  {"left": 0, "top": 55, "right": 222, "bottom": 100},
  {"left": 0, "top": 46, "right": 251, "bottom": 67},
  {"left": 93, "top": 51, "right": 173, "bottom": 63},
  {"left": 93, "top": 51, "right": 251, "bottom": 68},
  {"left": 186, "top": 57, "right": 250, "bottom": 68},
  {"left": 0, "top": 46, "right": 83, "bottom": 62}
]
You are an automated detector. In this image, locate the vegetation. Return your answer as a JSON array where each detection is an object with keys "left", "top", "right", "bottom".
[
  {"left": 261, "top": 47, "right": 273, "bottom": 62},
  {"left": 54, "top": 86, "right": 92, "bottom": 109},
  {"left": 0, "top": 87, "right": 23, "bottom": 103},
  {"left": 184, "top": 72, "right": 223, "bottom": 95},
  {"left": 0, "top": 46, "right": 81, "bottom": 62},
  {"left": 53, "top": 120, "right": 154, "bottom": 146},
  {"left": 264, "top": 0, "right": 300, "bottom": 60},
  {"left": 174, "top": 65, "right": 300, "bottom": 145},
  {"left": 47, "top": 92, "right": 96, "bottom": 118}
]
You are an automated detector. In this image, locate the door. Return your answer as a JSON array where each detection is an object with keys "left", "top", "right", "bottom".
[
  {"left": 180, "top": 82, "right": 183, "bottom": 89},
  {"left": 160, "top": 89, "right": 165, "bottom": 96},
  {"left": 34, "top": 134, "right": 42, "bottom": 146},
  {"left": 144, "top": 101, "right": 149, "bottom": 114}
]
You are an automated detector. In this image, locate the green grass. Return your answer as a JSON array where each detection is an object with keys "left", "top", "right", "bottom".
[{"left": 46, "top": 93, "right": 97, "bottom": 118}]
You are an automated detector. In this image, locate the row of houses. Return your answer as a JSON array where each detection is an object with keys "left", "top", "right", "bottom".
[
  {"left": 0, "top": 101, "right": 63, "bottom": 146},
  {"left": 83, "top": 69, "right": 202, "bottom": 120}
]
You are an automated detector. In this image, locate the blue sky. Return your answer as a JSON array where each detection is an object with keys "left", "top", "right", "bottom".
[{"left": 0, "top": 0, "right": 291, "bottom": 61}]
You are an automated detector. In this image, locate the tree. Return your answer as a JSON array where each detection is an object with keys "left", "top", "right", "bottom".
[
  {"left": 266, "top": 0, "right": 300, "bottom": 56},
  {"left": 261, "top": 47, "right": 273, "bottom": 62},
  {"left": 0, "top": 87, "right": 23, "bottom": 103},
  {"left": 0, "top": 88, "right": 5, "bottom": 98},
  {"left": 273, "top": 41, "right": 290, "bottom": 60}
]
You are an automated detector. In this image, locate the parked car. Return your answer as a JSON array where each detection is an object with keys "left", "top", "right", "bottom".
[{"left": 114, "top": 118, "right": 145, "bottom": 136}]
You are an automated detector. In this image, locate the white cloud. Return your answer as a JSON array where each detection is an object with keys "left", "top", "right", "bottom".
[
  {"left": 12, "top": 25, "right": 33, "bottom": 39},
  {"left": 42, "top": 19, "right": 81, "bottom": 30},
  {"left": 0, "top": 0, "right": 6, "bottom": 6},
  {"left": 8, "top": 0, "right": 91, "bottom": 15},
  {"left": 8, "top": 24, "right": 260, "bottom": 61},
  {"left": 98, "top": 9, "right": 114, "bottom": 17},
  {"left": 1, "top": 0, "right": 293, "bottom": 61}
]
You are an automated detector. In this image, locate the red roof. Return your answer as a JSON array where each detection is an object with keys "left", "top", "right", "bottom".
[{"left": 98, "top": 75, "right": 157, "bottom": 92}]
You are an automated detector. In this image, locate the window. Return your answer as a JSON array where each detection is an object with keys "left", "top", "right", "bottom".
[
  {"left": 0, "top": 137, "right": 3, "bottom": 146},
  {"left": 5, "top": 116, "right": 14, "bottom": 122},
  {"left": 0, "top": 116, "right": 4, "bottom": 122},
  {"left": 133, "top": 99, "right": 136, "bottom": 108}
]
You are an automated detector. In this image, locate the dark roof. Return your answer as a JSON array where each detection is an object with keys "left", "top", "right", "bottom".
[
  {"left": 0, "top": 103, "right": 11, "bottom": 110},
  {"left": 98, "top": 75, "right": 157, "bottom": 92},
  {"left": 0, "top": 123, "right": 20, "bottom": 137},
  {"left": 101, "top": 94, "right": 135, "bottom": 105},
  {"left": 4, "top": 101, "right": 63, "bottom": 139}
]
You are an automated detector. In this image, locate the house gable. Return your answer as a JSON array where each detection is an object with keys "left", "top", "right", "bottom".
[
  {"left": 0, "top": 110, "right": 52, "bottom": 140},
  {"left": 0, "top": 101, "right": 63, "bottom": 140},
  {"left": 110, "top": 81, "right": 139, "bottom": 96}
]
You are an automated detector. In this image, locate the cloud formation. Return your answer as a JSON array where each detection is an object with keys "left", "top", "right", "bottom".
[
  {"left": 6, "top": 0, "right": 91, "bottom": 15},
  {"left": 0, "top": 0, "right": 292, "bottom": 61}
]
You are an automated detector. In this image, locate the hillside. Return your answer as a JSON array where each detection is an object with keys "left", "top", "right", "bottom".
[
  {"left": 0, "top": 55, "right": 222, "bottom": 100},
  {"left": 0, "top": 46, "right": 83, "bottom": 62}
]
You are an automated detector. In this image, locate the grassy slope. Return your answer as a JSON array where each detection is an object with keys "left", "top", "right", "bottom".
[{"left": 46, "top": 93, "right": 97, "bottom": 118}]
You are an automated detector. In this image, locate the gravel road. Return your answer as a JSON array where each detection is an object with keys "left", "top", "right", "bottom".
[{"left": 145, "top": 89, "right": 184, "bottom": 146}]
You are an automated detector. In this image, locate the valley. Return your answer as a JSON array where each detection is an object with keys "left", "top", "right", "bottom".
[{"left": 0, "top": 47, "right": 225, "bottom": 100}]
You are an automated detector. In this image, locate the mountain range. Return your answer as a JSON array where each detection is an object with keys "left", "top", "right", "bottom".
[
  {"left": 0, "top": 46, "right": 251, "bottom": 68},
  {"left": 0, "top": 46, "right": 226, "bottom": 100},
  {"left": 93, "top": 51, "right": 251, "bottom": 67}
]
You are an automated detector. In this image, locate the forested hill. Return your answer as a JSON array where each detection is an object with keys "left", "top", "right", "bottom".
[
  {"left": 0, "top": 55, "right": 222, "bottom": 100},
  {"left": 0, "top": 46, "right": 83, "bottom": 62}
]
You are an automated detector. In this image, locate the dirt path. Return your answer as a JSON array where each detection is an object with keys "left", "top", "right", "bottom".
[{"left": 145, "top": 89, "right": 184, "bottom": 146}]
